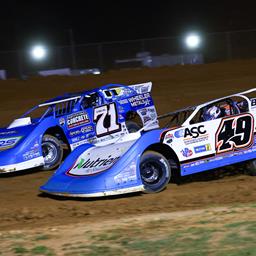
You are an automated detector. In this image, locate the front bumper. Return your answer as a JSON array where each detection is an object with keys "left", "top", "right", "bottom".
[{"left": 0, "top": 157, "right": 44, "bottom": 173}]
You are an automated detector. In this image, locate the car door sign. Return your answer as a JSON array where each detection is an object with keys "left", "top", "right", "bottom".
[
  {"left": 216, "top": 113, "right": 254, "bottom": 154},
  {"left": 94, "top": 103, "right": 121, "bottom": 137}
]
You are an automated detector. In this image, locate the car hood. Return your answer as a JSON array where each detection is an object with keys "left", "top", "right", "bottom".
[{"left": 0, "top": 124, "right": 37, "bottom": 151}]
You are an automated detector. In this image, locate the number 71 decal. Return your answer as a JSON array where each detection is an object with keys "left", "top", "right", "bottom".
[
  {"left": 94, "top": 103, "right": 121, "bottom": 137},
  {"left": 216, "top": 113, "right": 254, "bottom": 154}
]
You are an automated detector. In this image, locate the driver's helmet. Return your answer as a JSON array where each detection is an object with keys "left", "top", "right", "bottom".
[
  {"left": 203, "top": 106, "right": 222, "bottom": 121},
  {"left": 237, "top": 100, "right": 248, "bottom": 112}
]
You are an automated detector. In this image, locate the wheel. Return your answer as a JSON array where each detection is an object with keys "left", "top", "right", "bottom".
[
  {"left": 140, "top": 151, "right": 171, "bottom": 193},
  {"left": 126, "top": 120, "right": 141, "bottom": 133},
  {"left": 40, "top": 135, "right": 63, "bottom": 171},
  {"left": 245, "top": 159, "right": 256, "bottom": 176}
]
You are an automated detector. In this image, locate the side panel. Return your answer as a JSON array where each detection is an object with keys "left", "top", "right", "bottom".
[{"left": 162, "top": 113, "right": 256, "bottom": 176}]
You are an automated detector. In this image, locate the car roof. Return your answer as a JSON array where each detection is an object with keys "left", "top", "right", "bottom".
[{"left": 38, "top": 84, "right": 127, "bottom": 107}]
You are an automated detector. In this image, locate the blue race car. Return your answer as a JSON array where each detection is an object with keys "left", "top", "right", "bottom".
[
  {"left": 0, "top": 82, "right": 158, "bottom": 173},
  {"left": 40, "top": 88, "right": 256, "bottom": 197}
]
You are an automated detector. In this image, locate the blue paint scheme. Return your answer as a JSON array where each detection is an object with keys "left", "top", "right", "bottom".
[
  {"left": 40, "top": 88, "right": 256, "bottom": 197},
  {"left": 41, "top": 127, "right": 256, "bottom": 196},
  {"left": 181, "top": 143, "right": 256, "bottom": 176},
  {"left": 0, "top": 83, "right": 156, "bottom": 170},
  {"left": 40, "top": 129, "right": 164, "bottom": 195}
]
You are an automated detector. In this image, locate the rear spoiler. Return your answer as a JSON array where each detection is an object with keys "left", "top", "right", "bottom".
[{"left": 129, "top": 82, "right": 152, "bottom": 94}]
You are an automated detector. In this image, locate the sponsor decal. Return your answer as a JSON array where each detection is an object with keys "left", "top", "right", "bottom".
[
  {"left": 71, "top": 137, "right": 80, "bottom": 143},
  {"left": 184, "top": 135, "right": 209, "bottom": 146},
  {"left": 69, "top": 126, "right": 94, "bottom": 137},
  {"left": 194, "top": 144, "right": 212, "bottom": 154},
  {"left": 140, "top": 108, "right": 148, "bottom": 116},
  {"left": 128, "top": 93, "right": 151, "bottom": 107},
  {"left": 0, "top": 130, "right": 17, "bottom": 135},
  {"left": 81, "top": 126, "right": 93, "bottom": 133},
  {"left": 69, "top": 155, "right": 120, "bottom": 176},
  {"left": 23, "top": 149, "right": 40, "bottom": 161},
  {"left": 59, "top": 118, "right": 65, "bottom": 126},
  {"left": 165, "top": 133, "right": 174, "bottom": 139},
  {"left": 184, "top": 125, "right": 206, "bottom": 139},
  {"left": 67, "top": 111, "right": 90, "bottom": 129},
  {"left": 140, "top": 84, "right": 151, "bottom": 93},
  {"left": 183, "top": 125, "right": 208, "bottom": 145},
  {"left": 181, "top": 148, "right": 193, "bottom": 157},
  {"left": 143, "top": 116, "right": 151, "bottom": 123},
  {"left": 139, "top": 107, "right": 157, "bottom": 120},
  {"left": 118, "top": 99, "right": 129, "bottom": 105},
  {"left": 114, "top": 161, "right": 137, "bottom": 184},
  {"left": 86, "top": 132, "right": 95, "bottom": 139},
  {"left": 69, "top": 129, "right": 81, "bottom": 137},
  {"left": 0, "top": 136, "right": 22, "bottom": 151},
  {"left": 174, "top": 129, "right": 185, "bottom": 138}
]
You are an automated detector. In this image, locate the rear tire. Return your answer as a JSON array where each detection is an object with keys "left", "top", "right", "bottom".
[
  {"left": 140, "top": 151, "right": 171, "bottom": 193},
  {"left": 40, "top": 135, "right": 63, "bottom": 171}
]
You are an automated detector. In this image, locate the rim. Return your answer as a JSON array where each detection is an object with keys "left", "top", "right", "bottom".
[
  {"left": 140, "top": 161, "right": 163, "bottom": 184},
  {"left": 42, "top": 142, "right": 58, "bottom": 165}
]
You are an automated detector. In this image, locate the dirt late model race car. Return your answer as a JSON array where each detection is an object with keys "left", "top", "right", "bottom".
[
  {"left": 0, "top": 82, "right": 158, "bottom": 173},
  {"left": 41, "top": 88, "right": 256, "bottom": 197}
]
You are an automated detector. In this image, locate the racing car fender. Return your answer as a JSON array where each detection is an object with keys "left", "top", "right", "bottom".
[{"left": 40, "top": 129, "right": 176, "bottom": 197}]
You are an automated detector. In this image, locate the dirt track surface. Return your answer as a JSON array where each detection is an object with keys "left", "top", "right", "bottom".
[{"left": 1, "top": 59, "right": 256, "bottom": 233}]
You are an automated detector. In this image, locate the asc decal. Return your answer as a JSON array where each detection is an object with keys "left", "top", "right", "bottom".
[
  {"left": 67, "top": 111, "right": 90, "bottom": 129},
  {"left": 184, "top": 125, "right": 206, "bottom": 138}
]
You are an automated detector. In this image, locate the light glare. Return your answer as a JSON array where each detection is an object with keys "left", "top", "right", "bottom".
[
  {"left": 31, "top": 45, "right": 47, "bottom": 60},
  {"left": 185, "top": 34, "right": 201, "bottom": 49}
]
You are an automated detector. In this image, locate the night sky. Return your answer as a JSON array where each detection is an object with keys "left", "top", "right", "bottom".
[{"left": 1, "top": 1, "right": 256, "bottom": 51}]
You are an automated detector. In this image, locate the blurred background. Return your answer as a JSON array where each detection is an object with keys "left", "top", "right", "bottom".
[{"left": 1, "top": 1, "right": 256, "bottom": 78}]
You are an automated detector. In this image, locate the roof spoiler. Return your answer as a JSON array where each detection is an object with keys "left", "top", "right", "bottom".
[{"left": 129, "top": 82, "right": 152, "bottom": 94}]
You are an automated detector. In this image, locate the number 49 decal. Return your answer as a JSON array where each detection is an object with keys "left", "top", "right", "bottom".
[
  {"left": 216, "top": 113, "right": 254, "bottom": 154},
  {"left": 94, "top": 103, "right": 121, "bottom": 137}
]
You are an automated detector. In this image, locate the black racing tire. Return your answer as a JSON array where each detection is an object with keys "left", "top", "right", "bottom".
[
  {"left": 126, "top": 120, "right": 141, "bottom": 133},
  {"left": 40, "top": 135, "right": 63, "bottom": 171},
  {"left": 245, "top": 159, "right": 256, "bottom": 176},
  {"left": 140, "top": 150, "right": 171, "bottom": 193}
]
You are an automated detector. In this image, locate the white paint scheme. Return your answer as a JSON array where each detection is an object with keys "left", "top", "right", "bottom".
[
  {"left": 164, "top": 119, "right": 222, "bottom": 162},
  {"left": 8, "top": 117, "right": 32, "bottom": 129},
  {"left": 40, "top": 185, "right": 145, "bottom": 197},
  {"left": 162, "top": 88, "right": 256, "bottom": 163},
  {"left": 0, "top": 157, "right": 44, "bottom": 173}
]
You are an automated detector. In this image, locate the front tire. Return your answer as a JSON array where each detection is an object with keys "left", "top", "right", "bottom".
[
  {"left": 140, "top": 151, "right": 171, "bottom": 193},
  {"left": 40, "top": 135, "right": 63, "bottom": 171}
]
